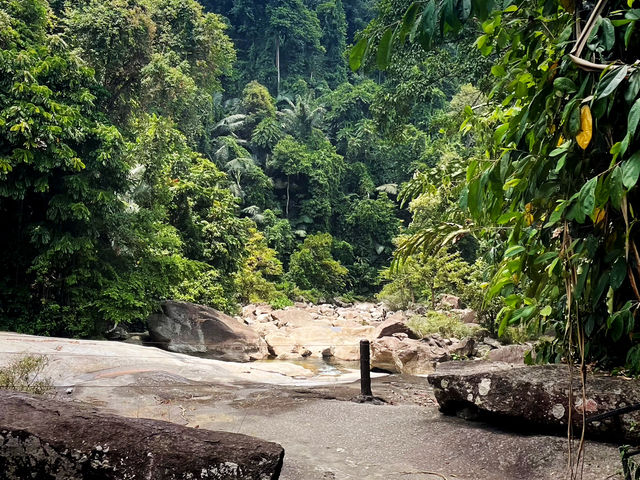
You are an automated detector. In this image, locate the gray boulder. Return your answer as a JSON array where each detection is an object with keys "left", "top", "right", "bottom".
[
  {"left": 428, "top": 361, "right": 640, "bottom": 442},
  {"left": 449, "top": 337, "right": 476, "bottom": 358},
  {"left": 374, "top": 316, "right": 418, "bottom": 339},
  {"left": 487, "top": 344, "right": 532, "bottom": 364},
  {"left": 148, "top": 301, "right": 268, "bottom": 362},
  {"left": 371, "top": 336, "right": 449, "bottom": 374},
  {"left": 0, "top": 391, "right": 284, "bottom": 479}
]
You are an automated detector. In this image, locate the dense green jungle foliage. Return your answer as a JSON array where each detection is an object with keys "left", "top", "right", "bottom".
[
  {"left": 0, "top": 0, "right": 488, "bottom": 337},
  {"left": 352, "top": 0, "right": 640, "bottom": 373},
  {"left": 8, "top": 0, "right": 637, "bottom": 376}
]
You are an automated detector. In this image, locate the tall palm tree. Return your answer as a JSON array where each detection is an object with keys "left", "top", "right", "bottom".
[
  {"left": 278, "top": 94, "right": 325, "bottom": 140},
  {"left": 224, "top": 156, "right": 258, "bottom": 200}
]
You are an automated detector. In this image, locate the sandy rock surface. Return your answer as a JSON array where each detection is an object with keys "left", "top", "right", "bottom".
[
  {"left": 241, "top": 303, "right": 386, "bottom": 361},
  {"left": 0, "top": 332, "right": 624, "bottom": 480}
]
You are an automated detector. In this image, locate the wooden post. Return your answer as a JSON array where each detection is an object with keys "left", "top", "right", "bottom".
[{"left": 360, "top": 339, "right": 372, "bottom": 397}]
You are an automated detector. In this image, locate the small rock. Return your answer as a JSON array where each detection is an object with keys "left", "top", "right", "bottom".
[
  {"left": 450, "top": 337, "right": 475, "bottom": 358},
  {"left": 392, "top": 332, "right": 409, "bottom": 340},
  {"left": 452, "top": 308, "right": 477, "bottom": 324},
  {"left": 475, "top": 344, "right": 493, "bottom": 357},
  {"left": 104, "top": 324, "right": 128, "bottom": 341},
  {"left": 439, "top": 294, "right": 461, "bottom": 309},
  {"left": 483, "top": 337, "right": 502, "bottom": 349}
]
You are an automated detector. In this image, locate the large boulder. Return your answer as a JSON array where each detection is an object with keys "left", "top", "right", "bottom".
[
  {"left": 374, "top": 315, "right": 418, "bottom": 340},
  {"left": 428, "top": 361, "right": 640, "bottom": 442},
  {"left": 147, "top": 301, "right": 268, "bottom": 362},
  {"left": 270, "top": 308, "right": 315, "bottom": 328},
  {"left": 486, "top": 344, "right": 532, "bottom": 364},
  {"left": 371, "top": 336, "right": 450, "bottom": 374},
  {"left": 0, "top": 391, "right": 283, "bottom": 479}
]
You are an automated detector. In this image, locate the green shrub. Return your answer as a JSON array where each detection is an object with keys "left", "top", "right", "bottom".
[
  {"left": 269, "top": 295, "right": 294, "bottom": 310},
  {"left": 407, "top": 311, "right": 480, "bottom": 339},
  {"left": 0, "top": 355, "right": 53, "bottom": 395},
  {"left": 378, "top": 248, "right": 486, "bottom": 312},
  {"left": 287, "top": 233, "right": 348, "bottom": 294}
]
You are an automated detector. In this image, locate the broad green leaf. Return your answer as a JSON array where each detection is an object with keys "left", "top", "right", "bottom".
[
  {"left": 611, "top": 257, "right": 627, "bottom": 289},
  {"left": 399, "top": 3, "right": 420, "bottom": 44},
  {"left": 534, "top": 252, "right": 559, "bottom": 265},
  {"left": 602, "top": 17, "right": 615, "bottom": 50},
  {"left": 609, "top": 314, "right": 624, "bottom": 341},
  {"left": 504, "top": 245, "right": 525, "bottom": 258},
  {"left": 417, "top": 1, "right": 437, "bottom": 49},
  {"left": 497, "top": 308, "right": 511, "bottom": 337},
  {"left": 503, "top": 178, "right": 520, "bottom": 189},
  {"left": 626, "top": 9, "right": 640, "bottom": 20},
  {"left": 625, "top": 22, "right": 635, "bottom": 48},
  {"left": 376, "top": 28, "right": 394, "bottom": 70},
  {"left": 626, "top": 70, "right": 640, "bottom": 102},
  {"left": 628, "top": 98, "right": 640, "bottom": 139},
  {"left": 579, "top": 177, "right": 597, "bottom": 215},
  {"left": 593, "top": 271, "right": 610, "bottom": 308},
  {"left": 585, "top": 315, "right": 595, "bottom": 336},
  {"left": 512, "top": 305, "right": 536, "bottom": 322},
  {"left": 540, "top": 305, "right": 552, "bottom": 316},
  {"left": 349, "top": 37, "right": 368, "bottom": 71},
  {"left": 554, "top": 77, "right": 577, "bottom": 93},
  {"left": 609, "top": 166, "right": 624, "bottom": 207},
  {"left": 491, "top": 65, "right": 506, "bottom": 77},
  {"left": 599, "top": 66, "right": 629, "bottom": 98},
  {"left": 569, "top": 103, "right": 581, "bottom": 135},
  {"left": 471, "top": 0, "right": 493, "bottom": 21},
  {"left": 622, "top": 152, "right": 640, "bottom": 189}
]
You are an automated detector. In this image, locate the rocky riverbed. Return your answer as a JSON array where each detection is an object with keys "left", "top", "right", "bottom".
[
  {"left": 0, "top": 332, "right": 626, "bottom": 479},
  {"left": 144, "top": 300, "right": 519, "bottom": 376}
]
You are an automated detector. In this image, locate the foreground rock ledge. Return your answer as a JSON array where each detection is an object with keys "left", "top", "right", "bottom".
[
  {"left": 0, "top": 391, "right": 284, "bottom": 480},
  {"left": 428, "top": 361, "right": 640, "bottom": 442}
]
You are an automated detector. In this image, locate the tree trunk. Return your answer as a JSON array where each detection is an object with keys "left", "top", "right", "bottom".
[
  {"left": 430, "top": 277, "right": 436, "bottom": 310},
  {"left": 286, "top": 174, "right": 290, "bottom": 218},
  {"left": 276, "top": 36, "right": 281, "bottom": 96}
]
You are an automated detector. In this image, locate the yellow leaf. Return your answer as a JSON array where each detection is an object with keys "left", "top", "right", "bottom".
[
  {"left": 593, "top": 207, "right": 606, "bottom": 226},
  {"left": 576, "top": 105, "right": 593, "bottom": 150},
  {"left": 525, "top": 202, "right": 533, "bottom": 213},
  {"left": 525, "top": 212, "right": 534, "bottom": 226},
  {"left": 557, "top": 135, "right": 565, "bottom": 147}
]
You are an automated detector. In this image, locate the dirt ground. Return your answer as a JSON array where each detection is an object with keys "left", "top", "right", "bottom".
[{"left": 0, "top": 333, "right": 626, "bottom": 480}]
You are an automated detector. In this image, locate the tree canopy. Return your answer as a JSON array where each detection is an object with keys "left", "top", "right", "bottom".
[{"left": 5, "top": 0, "right": 639, "bottom": 379}]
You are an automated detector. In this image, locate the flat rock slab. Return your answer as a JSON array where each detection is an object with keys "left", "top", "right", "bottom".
[
  {"left": 428, "top": 361, "right": 640, "bottom": 442},
  {"left": 0, "top": 391, "right": 283, "bottom": 480}
]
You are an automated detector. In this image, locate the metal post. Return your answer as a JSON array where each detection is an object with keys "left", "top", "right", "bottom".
[{"left": 360, "top": 339, "right": 372, "bottom": 397}]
